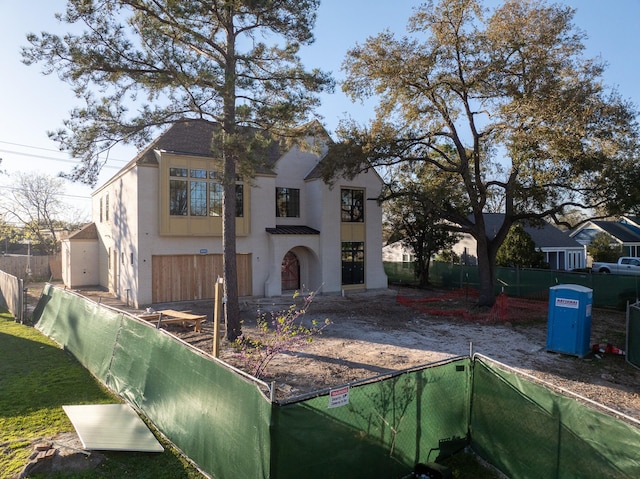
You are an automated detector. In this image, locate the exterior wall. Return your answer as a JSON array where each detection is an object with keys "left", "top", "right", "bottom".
[
  {"left": 382, "top": 241, "right": 415, "bottom": 262},
  {"left": 321, "top": 174, "right": 387, "bottom": 292},
  {"left": 452, "top": 233, "right": 480, "bottom": 265},
  {"left": 94, "top": 165, "right": 145, "bottom": 306},
  {"left": 245, "top": 173, "right": 277, "bottom": 297},
  {"left": 453, "top": 233, "right": 586, "bottom": 270},
  {"left": 62, "top": 239, "right": 99, "bottom": 287}
]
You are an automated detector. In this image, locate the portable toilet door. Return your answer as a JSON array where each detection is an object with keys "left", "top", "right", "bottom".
[{"left": 546, "top": 284, "right": 593, "bottom": 358}]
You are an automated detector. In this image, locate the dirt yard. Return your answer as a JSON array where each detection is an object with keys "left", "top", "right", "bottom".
[
  {"left": 28, "top": 283, "right": 640, "bottom": 424},
  {"left": 146, "top": 286, "right": 640, "bottom": 424}
]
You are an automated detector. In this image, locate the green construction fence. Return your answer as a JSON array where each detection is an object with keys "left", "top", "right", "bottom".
[
  {"left": 32, "top": 284, "right": 640, "bottom": 478},
  {"left": 627, "top": 302, "right": 640, "bottom": 369},
  {"left": 471, "top": 355, "right": 640, "bottom": 479},
  {"left": 424, "top": 261, "right": 640, "bottom": 310}
]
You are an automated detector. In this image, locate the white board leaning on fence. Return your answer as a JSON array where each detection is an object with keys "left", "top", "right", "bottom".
[{"left": 62, "top": 404, "right": 164, "bottom": 452}]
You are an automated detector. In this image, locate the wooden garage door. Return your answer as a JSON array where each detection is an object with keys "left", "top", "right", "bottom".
[{"left": 152, "top": 254, "right": 252, "bottom": 303}]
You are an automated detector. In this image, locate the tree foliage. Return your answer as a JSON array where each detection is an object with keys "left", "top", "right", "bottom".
[
  {"left": 23, "top": 0, "right": 333, "bottom": 339},
  {"left": 588, "top": 231, "right": 624, "bottom": 262},
  {"left": 383, "top": 163, "right": 460, "bottom": 287},
  {"left": 495, "top": 224, "right": 546, "bottom": 268},
  {"left": 322, "top": 0, "right": 640, "bottom": 306}
]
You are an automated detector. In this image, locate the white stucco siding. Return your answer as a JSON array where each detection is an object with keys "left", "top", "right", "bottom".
[
  {"left": 360, "top": 174, "right": 387, "bottom": 289},
  {"left": 61, "top": 239, "right": 100, "bottom": 287},
  {"left": 263, "top": 234, "right": 321, "bottom": 296},
  {"left": 112, "top": 171, "right": 141, "bottom": 305},
  {"left": 316, "top": 181, "right": 342, "bottom": 293},
  {"left": 245, "top": 175, "right": 276, "bottom": 296},
  {"left": 273, "top": 142, "right": 326, "bottom": 228},
  {"left": 304, "top": 180, "right": 324, "bottom": 231}
]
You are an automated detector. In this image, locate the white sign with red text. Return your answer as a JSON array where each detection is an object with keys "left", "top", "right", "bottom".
[
  {"left": 328, "top": 386, "right": 350, "bottom": 408},
  {"left": 555, "top": 297, "right": 579, "bottom": 309}
]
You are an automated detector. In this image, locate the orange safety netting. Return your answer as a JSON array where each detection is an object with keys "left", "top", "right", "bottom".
[{"left": 396, "top": 289, "right": 548, "bottom": 323}]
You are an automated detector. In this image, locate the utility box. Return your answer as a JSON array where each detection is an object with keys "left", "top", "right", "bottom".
[{"left": 546, "top": 284, "right": 593, "bottom": 358}]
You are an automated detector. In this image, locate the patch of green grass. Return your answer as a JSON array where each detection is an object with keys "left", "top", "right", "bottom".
[{"left": 0, "top": 314, "right": 205, "bottom": 478}]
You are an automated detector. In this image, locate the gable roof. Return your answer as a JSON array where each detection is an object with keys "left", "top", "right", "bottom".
[
  {"left": 589, "top": 220, "right": 640, "bottom": 243},
  {"left": 68, "top": 222, "right": 98, "bottom": 240},
  {"left": 120, "top": 119, "right": 339, "bottom": 178},
  {"left": 123, "top": 119, "right": 283, "bottom": 174},
  {"left": 471, "top": 213, "right": 581, "bottom": 248}
]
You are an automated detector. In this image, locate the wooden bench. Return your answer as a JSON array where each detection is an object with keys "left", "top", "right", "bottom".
[{"left": 138, "top": 309, "right": 205, "bottom": 333}]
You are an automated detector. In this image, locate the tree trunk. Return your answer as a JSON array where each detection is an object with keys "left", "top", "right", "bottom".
[
  {"left": 222, "top": 15, "right": 241, "bottom": 342},
  {"left": 222, "top": 167, "right": 241, "bottom": 341},
  {"left": 475, "top": 234, "right": 496, "bottom": 308}
]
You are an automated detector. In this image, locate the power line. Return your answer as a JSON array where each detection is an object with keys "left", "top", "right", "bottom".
[
  {"left": 0, "top": 148, "right": 122, "bottom": 170},
  {"left": 0, "top": 184, "right": 91, "bottom": 201},
  {"left": 0, "top": 139, "right": 130, "bottom": 164}
]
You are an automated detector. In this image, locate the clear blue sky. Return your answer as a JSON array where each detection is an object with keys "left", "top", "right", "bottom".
[{"left": 1, "top": 1, "right": 638, "bottom": 217}]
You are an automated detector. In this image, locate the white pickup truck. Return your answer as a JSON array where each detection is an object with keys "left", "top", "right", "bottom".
[{"left": 591, "top": 257, "right": 640, "bottom": 275}]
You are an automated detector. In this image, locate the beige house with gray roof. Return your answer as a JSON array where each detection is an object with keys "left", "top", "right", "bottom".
[{"left": 61, "top": 120, "right": 387, "bottom": 307}]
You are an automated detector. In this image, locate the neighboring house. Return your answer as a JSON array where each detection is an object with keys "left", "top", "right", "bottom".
[
  {"left": 61, "top": 120, "right": 387, "bottom": 307},
  {"left": 570, "top": 219, "right": 640, "bottom": 258},
  {"left": 382, "top": 240, "right": 415, "bottom": 263},
  {"left": 381, "top": 214, "right": 585, "bottom": 271},
  {"left": 451, "top": 214, "right": 586, "bottom": 270}
]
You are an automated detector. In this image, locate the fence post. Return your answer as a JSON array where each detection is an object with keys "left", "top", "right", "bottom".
[
  {"left": 21, "top": 281, "right": 26, "bottom": 324},
  {"left": 213, "top": 277, "right": 224, "bottom": 357}
]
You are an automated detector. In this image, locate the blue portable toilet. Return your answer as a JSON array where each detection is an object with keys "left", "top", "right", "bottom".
[{"left": 546, "top": 284, "right": 593, "bottom": 358}]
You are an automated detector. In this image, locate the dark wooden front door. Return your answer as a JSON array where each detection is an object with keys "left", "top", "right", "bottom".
[{"left": 281, "top": 251, "right": 300, "bottom": 291}]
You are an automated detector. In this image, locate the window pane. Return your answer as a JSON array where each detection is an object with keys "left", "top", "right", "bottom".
[
  {"left": 170, "top": 167, "right": 188, "bottom": 177},
  {"left": 190, "top": 169, "right": 207, "bottom": 179},
  {"left": 341, "top": 241, "right": 365, "bottom": 285},
  {"left": 209, "top": 182, "right": 223, "bottom": 217},
  {"left": 190, "top": 181, "right": 207, "bottom": 216},
  {"left": 341, "top": 189, "right": 364, "bottom": 222},
  {"left": 170, "top": 180, "right": 188, "bottom": 215},
  {"left": 236, "top": 184, "right": 244, "bottom": 217},
  {"left": 276, "top": 187, "right": 300, "bottom": 218}
]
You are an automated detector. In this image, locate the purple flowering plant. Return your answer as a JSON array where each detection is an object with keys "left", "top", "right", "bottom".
[{"left": 233, "top": 290, "right": 330, "bottom": 379}]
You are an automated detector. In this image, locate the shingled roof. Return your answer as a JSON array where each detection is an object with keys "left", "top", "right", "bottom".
[
  {"left": 68, "top": 222, "right": 98, "bottom": 240},
  {"left": 591, "top": 220, "right": 640, "bottom": 243},
  {"left": 123, "top": 119, "right": 284, "bottom": 175},
  {"left": 471, "top": 213, "right": 582, "bottom": 248}
]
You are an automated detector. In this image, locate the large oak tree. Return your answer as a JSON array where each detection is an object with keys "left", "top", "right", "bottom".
[
  {"left": 23, "top": 0, "right": 333, "bottom": 339},
  {"left": 322, "top": 0, "right": 639, "bottom": 306}
]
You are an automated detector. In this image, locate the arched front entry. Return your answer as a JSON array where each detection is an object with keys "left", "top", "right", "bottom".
[{"left": 281, "top": 251, "right": 300, "bottom": 291}]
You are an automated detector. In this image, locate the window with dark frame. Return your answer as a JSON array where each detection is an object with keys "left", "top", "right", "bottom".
[
  {"left": 341, "top": 241, "right": 365, "bottom": 285},
  {"left": 341, "top": 188, "right": 364, "bottom": 222},
  {"left": 169, "top": 166, "right": 244, "bottom": 218},
  {"left": 276, "top": 187, "right": 300, "bottom": 218}
]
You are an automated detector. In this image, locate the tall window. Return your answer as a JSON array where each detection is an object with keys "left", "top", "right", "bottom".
[
  {"left": 190, "top": 169, "right": 207, "bottom": 216},
  {"left": 169, "top": 167, "right": 243, "bottom": 217},
  {"left": 342, "top": 241, "right": 365, "bottom": 285},
  {"left": 341, "top": 188, "right": 364, "bottom": 222},
  {"left": 276, "top": 187, "right": 300, "bottom": 217},
  {"left": 105, "top": 193, "right": 110, "bottom": 221},
  {"left": 209, "top": 181, "right": 223, "bottom": 217}
]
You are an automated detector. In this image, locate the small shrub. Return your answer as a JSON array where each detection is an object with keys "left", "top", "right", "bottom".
[{"left": 234, "top": 291, "right": 330, "bottom": 379}]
